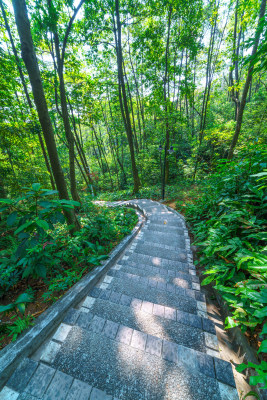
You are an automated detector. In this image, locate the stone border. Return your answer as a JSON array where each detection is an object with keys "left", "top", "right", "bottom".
[{"left": 0, "top": 205, "right": 146, "bottom": 388}]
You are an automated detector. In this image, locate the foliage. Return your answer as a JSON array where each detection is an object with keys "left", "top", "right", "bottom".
[
  {"left": 0, "top": 289, "right": 34, "bottom": 315},
  {"left": 178, "top": 146, "right": 267, "bottom": 392},
  {"left": 6, "top": 315, "right": 35, "bottom": 342}
]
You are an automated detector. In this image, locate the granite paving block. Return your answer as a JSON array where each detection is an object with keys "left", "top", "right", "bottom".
[
  {"left": 7, "top": 358, "right": 38, "bottom": 392},
  {"left": 202, "top": 318, "right": 216, "bottom": 334},
  {"left": 63, "top": 308, "right": 80, "bottom": 325},
  {"left": 40, "top": 340, "right": 62, "bottom": 364},
  {"left": 53, "top": 323, "right": 72, "bottom": 342},
  {"left": 89, "top": 315, "right": 106, "bottom": 333},
  {"left": 25, "top": 364, "right": 55, "bottom": 397},
  {"left": 145, "top": 335, "right": 163, "bottom": 357},
  {"left": 90, "top": 388, "right": 112, "bottom": 400},
  {"left": 17, "top": 393, "right": 39, "bottom": 400},
  {"left": 214, "top": 358, "right": 236, "bottom": 387},
  {"left": 162, "top": 340, "right": 179, "bottom": 363},
  {"left": 116, "top": 325, "right": 133, "bottom": 345},
  {"left": 43, "top": 370, "right": 73, "bottom": 400},
  {"left": 66, "top": 379, "right": 92, "bottom": 400},
  {"left": 0, "top": 387, "right": 19, "bottom": 400},
  {"left": 103, "top": 320, "right": 119, "bottom": 339},
  {"left": 76, "top": 312, "right": 94, "bottom": 329},
  {"left": 130, "top": 330, "right": 147, "bottom": 351}
]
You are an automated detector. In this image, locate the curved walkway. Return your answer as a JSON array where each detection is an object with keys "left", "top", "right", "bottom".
[{"left": 0, "top": 200, "right": 239, "bottom": 400}]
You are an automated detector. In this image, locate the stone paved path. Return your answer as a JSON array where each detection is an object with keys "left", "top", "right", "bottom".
[{"left": 0, "top": 200, "right": 239, "bottom": 400}]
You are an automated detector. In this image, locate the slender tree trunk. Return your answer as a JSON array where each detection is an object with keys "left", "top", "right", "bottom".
[
  {"left": 0, "top": 0, "right": 55, "bottom": 190},
  {"left": 12, "top": 0, "right": 80, "bottom": 231},
  {"left": 114, "top": 0, "right": 141, "bottom": 193},
  {"left": 163, "top": 5, "right": 172, "bottom": 183},
  {"left": 228, "top": 0, "right": 266, "bottom": 159}
]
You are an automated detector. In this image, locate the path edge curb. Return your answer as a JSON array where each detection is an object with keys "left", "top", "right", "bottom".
[{"left": 0, "top": 204, "right": 146, "bottom": 388}]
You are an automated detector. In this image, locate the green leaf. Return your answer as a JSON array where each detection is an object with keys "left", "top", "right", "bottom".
[
  {"left": 31, "top": 183, "right": 41, "bottom": 191},
  {"left": 17, "top": 303, "right": 26, "bottom": 314},
  {"left": 7, "top": 211, "right": 17, "bottom": 226},
  {"left": 258, "top": 340, "right": 267, "bottom": 354},
  {"left": 15, "top": 292, "right": 33, "bottom": 304},
  {"left": 225, "top": 316, "right": 239, "bottom": 329},
  {"left": 36, "top": 219, "right": 49, "bottom": 231},
  {"left": 0, "top": 198, "right": 13, "bottom": 204},
  {"left": 41, "top": 190, "right": 58, "bottom": 196},
  {"left": 235, "top": 363, "right": 248, "bottom": 373},
  {"left": 0, "top": 303, "right": 15, "bottom": 313},
  {"left": 15, "top": 221, "right": 33, "bottom": 235},
  {"left": 242, "top": 391, "right": 260, "bottom": 400}
]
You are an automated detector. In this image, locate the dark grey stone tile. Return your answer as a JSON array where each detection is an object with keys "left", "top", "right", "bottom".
[
  {"left": 77, "top": 312, "right": 94, "bottom": 329},
  {"left": 63, "top": 309, "right": 80, "bottom": 326},
  {"left": 162, "top": 341, "right": 178, "bottom": 363},
  {"left": 43, "top": 370, "right": 73, "bottom": 400},
  {"left": 89, "top": 288, "right": 102, "bottom": 298},
  {"left": 7, "top": 358, "right": 38, "bottom": 392},
  {"left": 145, "top": 335, "right": 162, "bottom": 357},
  {"left": 66, "top": 378, "right": 92, "bottom": 400},
  {"left": 25, "top": 364, "right": 55, "bottom": 398},
  {"left": 109, "top": 291, "right": 121, "bottom": 304},
  {"left": 214, "top": 358, "right": 236, "bottom": 387},
  {"left": 202, "top": 318, "right": 216, "bottom": 335},
  {"left": 120, "top": 294, "right": 132, "bottom": 307},
  {"left": 116, "top": 325, "right": 133, "bottom": 345},
  {"left": 103, "top": 320, "right": 119, "bottom": 339},
  {"left": 99, "top": 289, "right": 111, "bottom": 300},
  {"left": 89, "top": 316, "right": 106, "bottom": 333}
]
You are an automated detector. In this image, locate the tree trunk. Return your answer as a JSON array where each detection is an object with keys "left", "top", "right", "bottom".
[
  {"left": 0, "top": 0, "right": 56, "bottom": 190},
  {"left": 114, "top": 0, "right": 141, "bottom": 193},
  {"left": 227, "top": 0, "right": 266, "bottom": 160},
  {"left": 12, "top": 0, "right": 80, "bottom": 231}
]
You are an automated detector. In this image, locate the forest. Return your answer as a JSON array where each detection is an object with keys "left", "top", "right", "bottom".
[{"left": 0, "top": 0, "right": 266, "bottom": 395}]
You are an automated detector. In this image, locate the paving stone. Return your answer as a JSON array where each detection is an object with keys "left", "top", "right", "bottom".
[
  {"left": 195, "top": 291, "right": 206, "bottom": 302},
  {"left": 77, "top": 312, "right": 94, "bottom": 329},
  {"left": 141, "top": 300, "right": 153, "bottom": 314},
  {"left": 116, "top": 325, "right": 133, "bottom": 345},
  {"left": 202, "top": 318, "right": 216, "bottom": 334},
  {"left": 53, "top": 323, "right": 72, "bottom": 342},
  {"left": 145, "top": 335, "right": 163, "bottom": 357},
  {"left": 89, "top": 315, "right": 106, "bottom": 333},
  {"left": 196, "top": 352, "right": 216, "bottom": 379},
  {"left": 83, "top": 297, "right": 96, "bottom": 309},
  {"left": 130, "top": 298, "right": 142, "bottom": 311},
  {"left": 7, "top": 358, "right": 38, "bottom": 392},
  {"left": 176, "top": 310, "right": 202, "bottom": 329},
  {"left": 214, "top": 358, "right": 236, "bottom": 387},
  {"left": 90, "top": 388, "right": 112, "bottom": 400},
  {"left": 152, "top": 303, "right": 165, "bottom": 318},
  {"left": 162, "top": 340, "right": 179, "bottom": 363},
  {"left": 25, "top": 363, "right": 55, "bottom": 397},
  {"left": 103, "top": 320, "right": 119, "bottom": 339},
  {"left": 66, "top": 379, "right": 92, "bottom": 400},
  {"left": 99, "top": 289, "right": 111, "bottom": 300},
  {"left": 205, "top": 332, "right": 219, "bottom": 350},
  {"left": 130, "top": 330, "right": 147, "bottom": 351},
  {"left": 164, "top": 306, "right": 176, "bottom": 320},
  {"left": 63, "top": 308, "right": 80, "bottom": 325},
  {"left": 17, "top": 393, "right": 39, "bottom": 400},
  {"left": 40, "top": 340, "right": 62, "bottom": 363},
  {"left": 119, "top": 294, "right": 132, "bottom": 306},
  {"left": 0, "top": 387, "right": 19, "bottom": 400},
  {"left": 89, "top": 288, "right": 102, "bottom": 298},
  {"left": 218, "top": 382, "right": 239, "bottom": 400},
  {"left": 43, "top": 370, "right": 73, "bottom": 400},
  {"left": 109, "top": 291, "right": 121, "bottom": 304}
]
